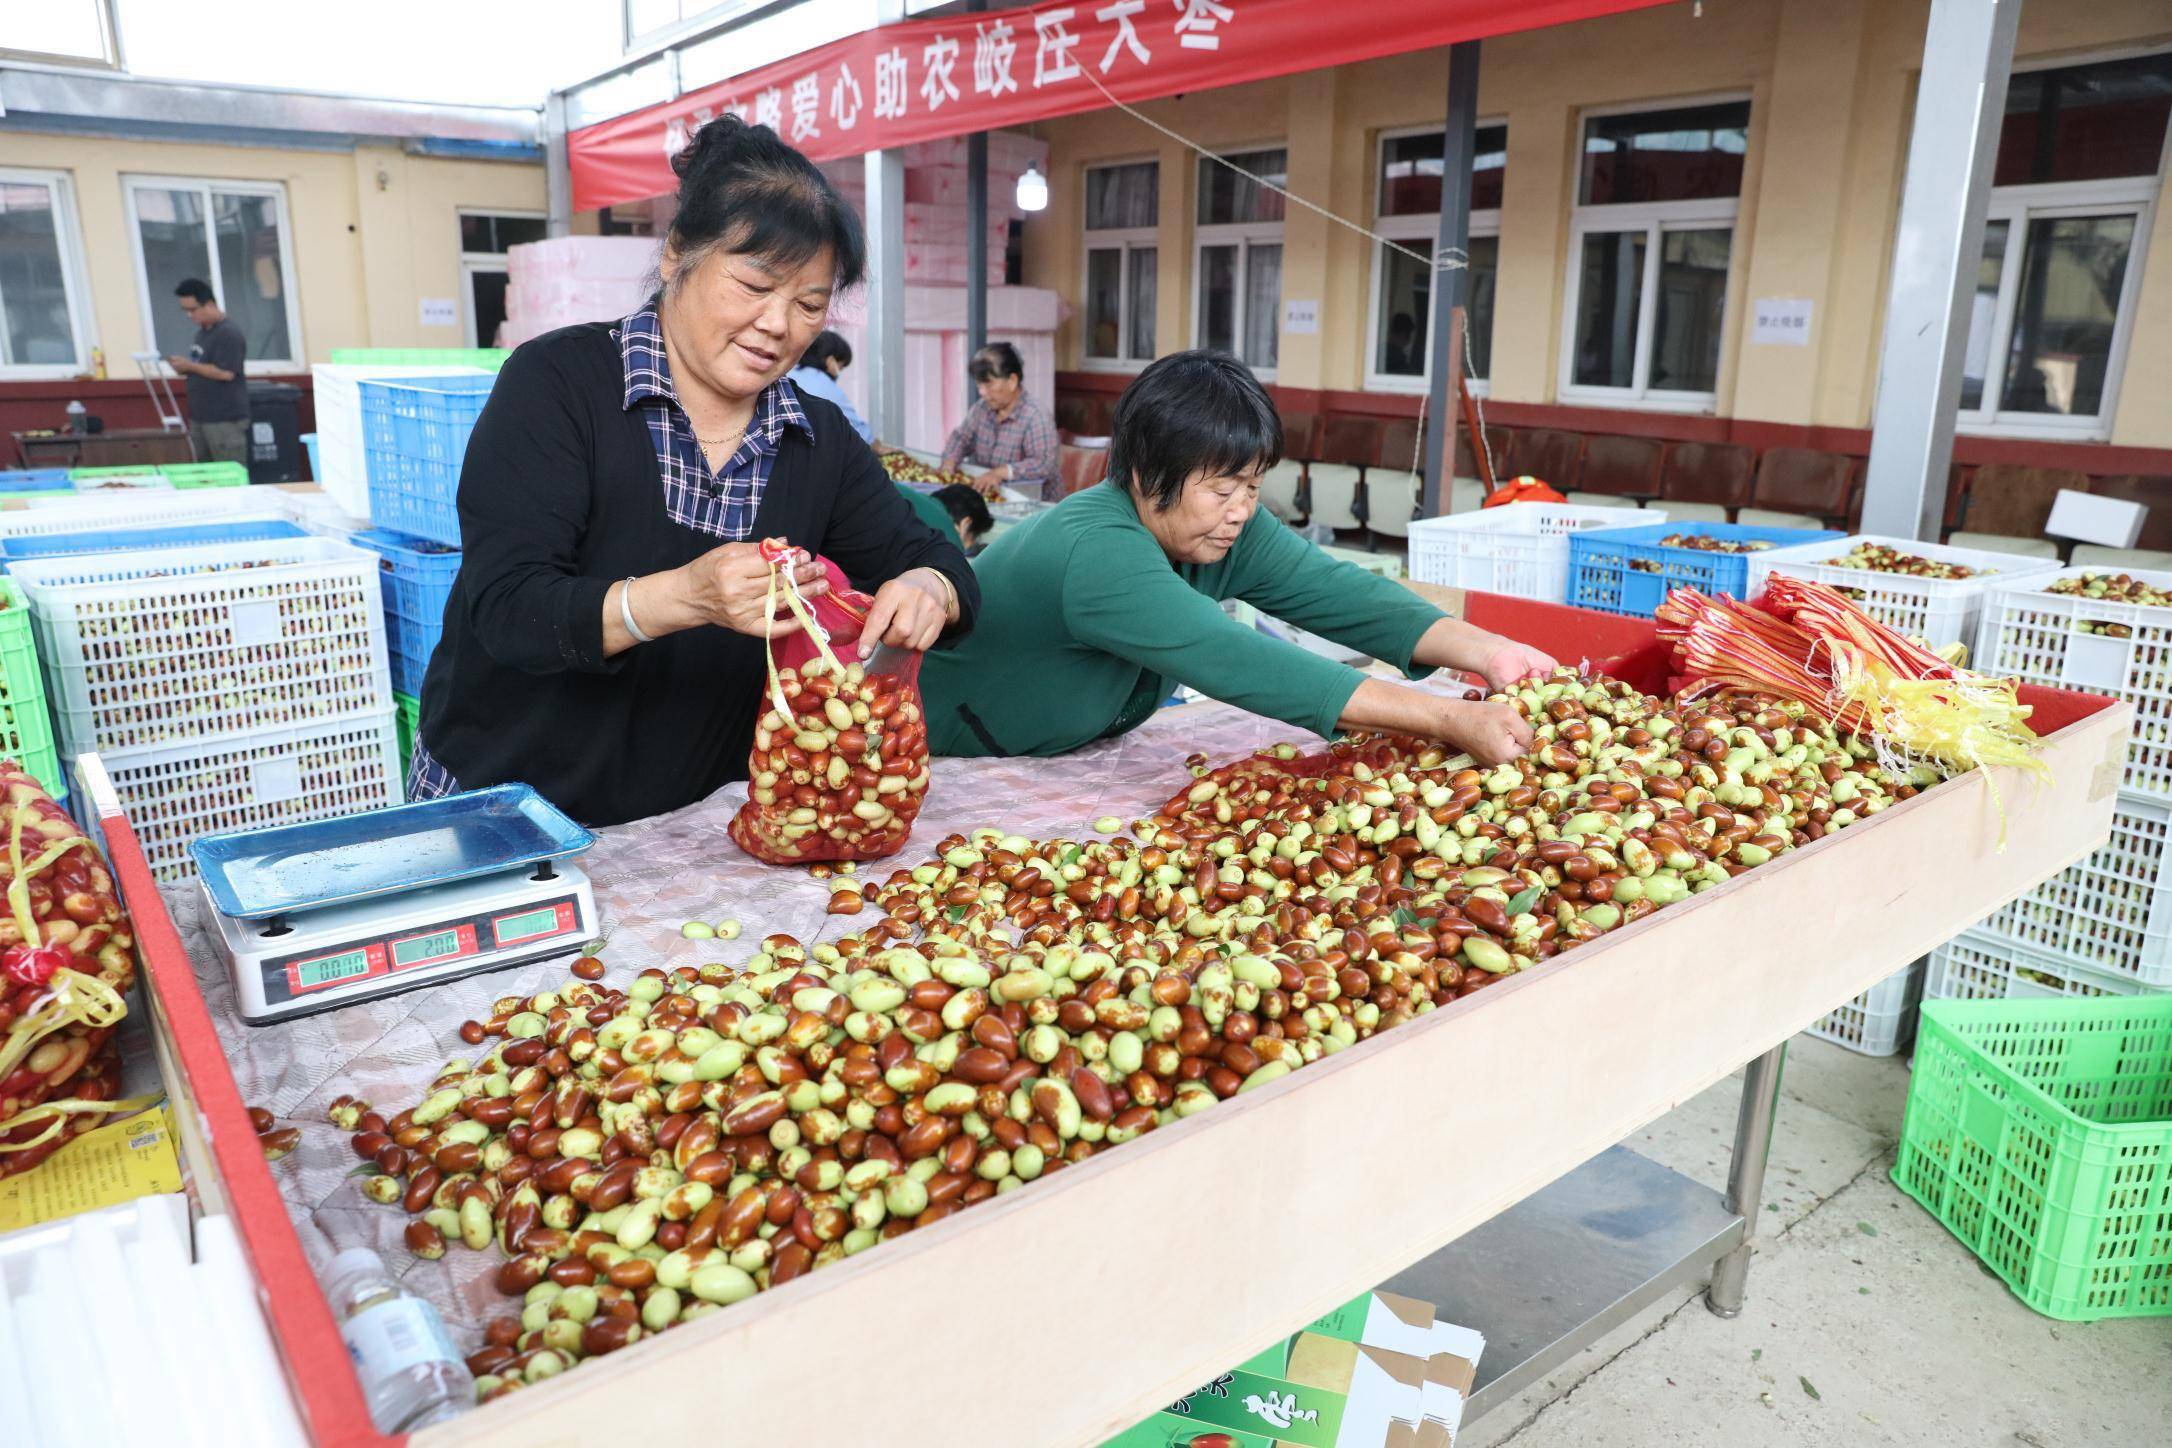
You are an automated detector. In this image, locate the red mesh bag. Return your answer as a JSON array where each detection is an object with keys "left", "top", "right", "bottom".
[
  {"left": 730, "top": 543, "right": 931, "bottom": 864},
  {"left": 0, "top": 1037, "right": 123, "bottom": 1178},
  {"left": 0, "top": 761, "right": 135, "bottom": 1168}
]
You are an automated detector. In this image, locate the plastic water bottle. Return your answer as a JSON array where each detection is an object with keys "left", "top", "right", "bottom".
[
  {"left": 323, "top": 1248, "right": 472, "bottom": 1431},
  {"left": 65, "top": 400, "right": 87, "bottom": 434}
]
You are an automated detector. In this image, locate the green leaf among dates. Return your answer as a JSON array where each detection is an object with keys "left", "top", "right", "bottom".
[
  {"left": 945, "top": 904, "right": 968, "bottom": 923},
  {"left": 1504, "top": 884, "right": 1543, "bottom": 916}
]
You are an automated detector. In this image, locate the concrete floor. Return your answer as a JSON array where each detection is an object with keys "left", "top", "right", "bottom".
[{"left": 1461, "top": 1035, "right": 2172, "bottom": 1448}]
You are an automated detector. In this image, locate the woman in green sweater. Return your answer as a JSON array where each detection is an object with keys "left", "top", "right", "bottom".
[{"left": 920, "top": 350, "right": 1555, "bottom": 764}]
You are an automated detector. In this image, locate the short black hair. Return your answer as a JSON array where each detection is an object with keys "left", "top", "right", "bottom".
[
  {"left": 969, "top": 342, "right": 1024, "bottom": 383},
  {"left": 668, "top": 114, "right": 866, "bottom": 292},
  {"left": 1108, "top": 349, "right": 1282, "bottom": 511},
  {"left": 933, "top": 483, "right": 993, "bottom": 541},
  {"left": 174, "top": 278, "right": 215, "bottom": 305},
  {"left": 799, "top": 330, "right": 853, "bottom": 372}
]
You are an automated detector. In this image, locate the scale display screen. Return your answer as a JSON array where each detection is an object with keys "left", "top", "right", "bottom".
[
  {"left": 393, "top": 929, "right": 464, "bottom": 968},
  {"left": 493, "top": 904, "right": 570, "bottom": 947},
  {"left": 295, "top": 950, "right": 372, "bottom": 989}
]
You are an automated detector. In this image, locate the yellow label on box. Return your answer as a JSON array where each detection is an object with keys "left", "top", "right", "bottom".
[{"left": 0, "top": 1100, "right": 182, "bottom": 1234}]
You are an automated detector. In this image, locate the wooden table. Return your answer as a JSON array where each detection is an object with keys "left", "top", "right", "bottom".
[{"left": 13, "top": 427, "right": 195, "bottom": 470}]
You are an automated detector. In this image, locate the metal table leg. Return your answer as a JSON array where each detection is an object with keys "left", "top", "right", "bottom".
[{"left": 1706, "top": 1042, "right": 1787, "bottom": 1317}]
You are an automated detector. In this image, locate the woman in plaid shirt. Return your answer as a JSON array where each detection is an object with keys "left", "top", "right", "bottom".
[{"left": 940, "top": 342, "right": 1060, "bottom": 499}]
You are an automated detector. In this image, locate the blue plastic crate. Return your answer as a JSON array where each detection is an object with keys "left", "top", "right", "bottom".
[
  {"left": 355, "top": 528, "right": 462, "bottom": 695},
  {"left": 358, "top": 374, "right": 495, "bottom": 546},
  {"left": 1568, "top": 521, "right": 1842, "bottom": 616},
  {"left": 0, "top": 519, "right": 307, "bottom": 567},
  {"left": 0, "top": 469, "right": 73, "bottom": 494}
]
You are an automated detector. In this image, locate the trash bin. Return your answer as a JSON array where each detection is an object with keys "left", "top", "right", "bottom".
[{"left": 245, "top": 380, "right": 304, "bottom": 484}]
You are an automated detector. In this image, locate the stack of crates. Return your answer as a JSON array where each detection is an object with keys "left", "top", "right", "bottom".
[
  {"left": 351, "top": 369, "right": 493, "bottom": 753},
  {"left": 6, "top": 533, "right": 401, "bottom": 881},
  {"left": 0, "top": 469, "right": 75, "bottom": 503},
  {"left": 66, "top": 462, "right": 250, "bottom": 491},
  {"left": 1924, "top": 565, "right": 2172, "bottom": 1008}
]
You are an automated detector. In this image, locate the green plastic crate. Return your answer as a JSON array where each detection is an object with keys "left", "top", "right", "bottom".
[
  {"left": 1894, "top": 996, "right": 2172, "bottom": 1320},
  {"left": 0, "top": 574, "right": 65, "bottom": 799},
  {"left": 67, "top": 465, "right": 168, "bottom": 481},
  {"left": 395, "top": 691, "right": 420, "bottom": 773},
  {"left": 163, "top": 461, "right": 250, "bottom": 489},
  {"left": 330, "top": 348, "right": 510, "bottom": 371}
]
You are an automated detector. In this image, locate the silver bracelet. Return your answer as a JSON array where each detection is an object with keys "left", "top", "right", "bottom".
[{"left": 619, "top": 576, "right": 654, "bottom": 644}]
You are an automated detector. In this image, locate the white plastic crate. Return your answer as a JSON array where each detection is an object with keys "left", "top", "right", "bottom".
[
  {"left": 1744, "top": 533, "right": 2059, "bottom": 650},
  {"left": 93, "top": 710, "right": 403, "bottom": 882},
  {"left": 1408, "top": 503, "right": 1656, "bottom": 601},
  {"left": 11, "top": 537, "right": 392, "bottom": 754},
  {"left": 1924, "top": 930, "right": 2145, "bottom": 1003},
  {"left": 1803, "top": 960, "right": 1924, "bottom": 1056},
  {"left": 310, "top": 363, "right": 489, "bottom": 521},
  {"left": 1976, "top": 564, "right": 2172, "bottom": 802},
  {"left": 0, "top": 492, "right": 290, "bottom": 537},
  {"left": 1967, "top": 792, "right": 2172, "bottom": 989}
]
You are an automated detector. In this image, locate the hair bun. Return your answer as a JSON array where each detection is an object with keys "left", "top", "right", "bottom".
[{"left": 672, "top": 112, "right": 759, "bottom": 184}]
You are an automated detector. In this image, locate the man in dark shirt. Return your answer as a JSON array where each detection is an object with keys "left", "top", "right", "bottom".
[{"left": 168, "top": 278, "right": 249, "bottom": 465}]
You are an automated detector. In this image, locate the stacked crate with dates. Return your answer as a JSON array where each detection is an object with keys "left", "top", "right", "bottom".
[
  {"left": 1745, "top": 537, "right": 2066, "bottom": 1051},
  {"left": 1926, "top": 567, "right": 2172, "bottom": 1008}
]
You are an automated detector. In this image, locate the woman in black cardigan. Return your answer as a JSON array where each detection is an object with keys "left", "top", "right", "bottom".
[{"left": 411, "top": 118, "right": 978, "bottom": 827}]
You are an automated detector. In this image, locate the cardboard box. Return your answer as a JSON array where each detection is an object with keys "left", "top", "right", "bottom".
[{"left": 1102, "top": 1290, "right": 1484, "bottom": 1448}]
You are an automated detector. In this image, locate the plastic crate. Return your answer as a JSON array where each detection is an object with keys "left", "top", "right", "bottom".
[
  {"left": 94, "top": 710, "right": 403, "bottom": 883},
  {"left": 1965, "top": 793, "right": 2172, "bottom": 990},
  {"left": 395, "top": 691, "right": 420, "bottom": 772},
  {"left": 1408, "top": 503, "right": 1658, "bottom": 601},
  {"left": 9, "top": 536, "right": 392, "bottom": 754},
  {"left": 1745, "top": 533, "right": 2059, "bottom": 651},
  {"left": 1893, "top": 995, "right": 2172, "bottom": 1320},
  {"left": 0, "top": 492, "right": 291, "bottom": 539},
  {"left": 1925, "top": 931, "right": 2143, "bottom": 1003},
  {"left": 1567, "top": 521, "right": 1840, "bottom": 616},
  {"left": 0, "top": 519, "right": 307, "bottom": 567},
  {"left": 353, "top": 529, "right": 461, "bottom": 695},
  {"left": 312, "top": 363, "right": 492, "bottom": 520},
  {"left": 1803, "top": 960, "right": 1924, "bottom": 1056},
  {"left": 163, "top": 462, "right": 250, "bottom": 489},
  {"left": 331, "top": 348, "right": 510, "bottom": 370},
  {"left": 68, "top": 467, "right": 172, "bottom": 493},
  {"left": 360, "top": 374, "right": 495, "bottom": 545},
  {"left": 1975, "top": 565, "right": 2172, "bottom": 803},
  {"left": 0, "top": 574, "right": 63, "bottom": 798},
  {"left": 0, "top": 469, "right": 74, "bottom": 495}
]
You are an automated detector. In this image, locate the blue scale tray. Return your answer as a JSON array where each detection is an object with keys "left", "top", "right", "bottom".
[{"left": 190, "top": 783, "right": 594, "bottom": 920}]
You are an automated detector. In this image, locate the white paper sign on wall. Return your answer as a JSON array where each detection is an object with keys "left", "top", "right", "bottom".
[
  {"left": 1283, "top": 299, "right": 1320, "bottom": 335},
  {"left": 1752, "top": 297, "right": 1813, "bottom": 347},
  {"left": 419, "top": 297, "right": 459, "bottom": 328}
]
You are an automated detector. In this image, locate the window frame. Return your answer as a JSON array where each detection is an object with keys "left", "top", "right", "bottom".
[
  {"left": 1556, "top": 93, "right": 1751, "bottom": 412},
  {"left": 0, "top": 168, "right": 99, "bottom": 380},
  {"left": 122, "top": 174, "right": 306, "bottom": 373},
  {"left": 1362, "top": 121, "right": 1506, "bottom": 397},
  {"left": 1080, "top": 156, "right": 1161, "bottom": 374},
  {"left": 457, "top": 208, "right": 546, "bottom": 349},
  {"left": 1951, "top": 46, "right": 2172, "bottom": 441},
  {"left": 1191, "top": 143, "right": 1288, "bottom": 380}
]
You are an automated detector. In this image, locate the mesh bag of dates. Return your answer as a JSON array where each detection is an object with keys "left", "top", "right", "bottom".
[
  {"left": 729, "top": 544, "right": 931, "bottom": 864},
  {"left": 0, "top": 761, "right": 136, "bottom": 1176}
]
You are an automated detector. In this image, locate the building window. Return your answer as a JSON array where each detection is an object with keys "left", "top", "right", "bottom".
[
  {"left": 458, "top": 214, "right": 550, "bottom": 254},
  {"left": 2, "top": 0, "right": 121, "bottom": 68},
  {"left": 1560, "top": 100, "right": 1749, "bottom": 407},
  {"left": 1368, "top": 125, "right": 1506, "bottom": 391},
  {"left": 1194, "top": 147, "right": 1286, "bottom": 375},
  {"left": 1083, "top": 161, "right": 1158, "bottom": 368},
  {"left": 1959, "top": 51, "right": 2170, "bottom": 437},
  {"left": 458, "top": 212, "right": 545, "bottom": 351},
  {"left": 0, "top": 171, "right": 95, "bottom": 377},
  {"left": 126, "top": 177, "right": 303, "bottom": 371}
]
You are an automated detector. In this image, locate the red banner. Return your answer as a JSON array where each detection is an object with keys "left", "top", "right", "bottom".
[{"left": 569, "top": 0, "right": 1673, "bottom": 211}]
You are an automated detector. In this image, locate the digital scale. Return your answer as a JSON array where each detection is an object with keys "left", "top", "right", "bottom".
[{"left": 190, "top": 785, "right": 601, "bottom": 1025}]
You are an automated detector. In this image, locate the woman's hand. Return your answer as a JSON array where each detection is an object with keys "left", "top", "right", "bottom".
[
  {"left": 1480, "top": 639, "right": 1559, "bottom": 692},
  {"left": 856, "top": 569, "right": 952, "bottom": 657},
  {"left": 673, "top": 542, "right": 829, "bottom": 639},
  {"left": 971, "top": 465, "right": 1008, "bottom": 497},
  {"left": 1437, "top": 698, "right": 1537, "bottom": 766}
]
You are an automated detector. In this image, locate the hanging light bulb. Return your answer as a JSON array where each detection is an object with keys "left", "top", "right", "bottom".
[{"left": 1015, "top": 163, "right": 1049, "bottom": 213}]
